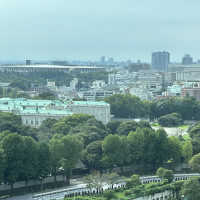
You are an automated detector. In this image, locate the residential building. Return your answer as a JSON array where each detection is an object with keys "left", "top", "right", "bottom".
[
  {"left": 108, "top": 72, "right": 137, "bottom": 85},
  {"left": 70, "top": 78, "right": 78, "bottom": 90},
  {"left": 182, "top": 54, "right": 193, "bottom": 65},
  {"left": 128, "top": 63, "right": 150, "bottom": 73},
  {"left": 108, "top": 74, "right": 116, "bottom": 84},
  {"left": 130, "top": 88, "right": 153, "bottom": 100},
  {"left": 151, "top": 51, "right": 170, "bottom": 71},
  {"left": 181, "top": 87, "right": 200, "bottom": 99},
  {"left": 82, "top": 90, "right": 115, "bottom": 101},
  {"left": 167, "top": 84, "right": 182, "bottom": 96},
  {"left": 169, "top": 64, "right": 200, "bottom": 72},
  {"left": 91, "top": 80, "right": 106, "bottom": 89},
  {"left": 137, "top": 70, "right": 162, "bottom": 92}
]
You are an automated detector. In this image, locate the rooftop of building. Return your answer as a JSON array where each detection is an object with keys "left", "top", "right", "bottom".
[
  {"left": 0, "top": 98, "right": 73, "bottom": 116},
  {"left": 67, "top": 100, "right": 109, "bottom": 106},
  {"left": 2, "top": 65, "right": 106, "bottom": 69},
  {"left": 0, "top": 98, "right": 110, "bottom": 107}
]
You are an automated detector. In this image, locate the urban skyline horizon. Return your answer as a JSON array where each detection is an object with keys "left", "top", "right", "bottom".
[
  {"left": 0, "top": 53, "right": 199, "bottom": 64},
  {"left": 1, "top": 1, "right": 200, "bottom": 64}
]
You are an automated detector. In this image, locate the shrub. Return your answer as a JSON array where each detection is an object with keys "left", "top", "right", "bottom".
[
  {"left": 126, "top": 174, "right": 142, "bottom": 189},
  {"left": 158, "top": 113, "right": 183, "bottom": 127},
  {"left": 124, "top": 190, "right": 132, "bottom": 196},
  {"left": 103, "top": 190, "right": 115, "bottom": 200}
]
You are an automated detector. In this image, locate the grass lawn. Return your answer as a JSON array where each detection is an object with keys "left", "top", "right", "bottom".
[
  {"left": 151, "top": 123, "right": 161, "bottom": 127},
  {"left": 182, "top": 134, "right": 190, "bottom": 140},
  {"left": 180, "top": 125, "right": 188, "bottom": 130}
]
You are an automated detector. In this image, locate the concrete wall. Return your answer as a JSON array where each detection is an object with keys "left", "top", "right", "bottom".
[
  {"left": 134, "top": 190, "right": 171, "bottom": 200},
  {"left": 0, "top": 175, "right": 66, "bottom": 196}
]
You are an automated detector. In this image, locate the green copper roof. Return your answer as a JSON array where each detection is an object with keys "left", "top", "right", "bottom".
[
  {"left": 66, "top": 100, "right": 109, "bottom": 106},
  {"left": 0, "top": 98, "right": 109, "bottom": 116}
]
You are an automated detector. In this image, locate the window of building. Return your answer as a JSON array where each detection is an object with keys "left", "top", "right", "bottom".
[
  {"left": 31, "top": 121, "right": 33, "bottom": 125},
  {"left": 26, "top": 120, "right": 28, "bottom": 124}
]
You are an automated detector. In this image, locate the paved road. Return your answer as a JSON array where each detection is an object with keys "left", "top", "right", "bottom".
[
  {"left": 5, "top": 180, "right": 124, "bottom": 200},
  {"left": 5, "top": 180, "right": 86, "bottom": 200},
  {"left": 152, "top": 126, "right": 188, "bottom": 136}
]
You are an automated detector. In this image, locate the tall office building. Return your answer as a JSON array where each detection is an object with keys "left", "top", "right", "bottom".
[
  {"left": 26, "top": 60, "right": 31, "bottom": 65},
  {"left": 151, "top": 51, "right": 170, "bottom": 71},
  {"left": 101, "top": 56, "right": 105, "bottom": 63},
  {"left": 182, "top": 54, "right": 193, "bottom": 65},
  {"left": 108, "top": 58, "right": 114, "bottom": 65}
]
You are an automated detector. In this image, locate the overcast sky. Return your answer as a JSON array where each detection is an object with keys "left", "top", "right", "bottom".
[{"left": 0, "top": 0, "right": 200, "bottom": 62}]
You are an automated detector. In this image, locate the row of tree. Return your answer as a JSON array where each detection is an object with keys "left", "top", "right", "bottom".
[
  {"left": 0, "top": 133, "right": 83, "bottom": 194},
  {"left": 0, "top": 70, "right": 109, "bottom": 91},
  {"left": 105, "top": 94, "right": 200, "bottom": 120},
  {"left": 82, "top": 128, "right": 193, "bottom": 172}
]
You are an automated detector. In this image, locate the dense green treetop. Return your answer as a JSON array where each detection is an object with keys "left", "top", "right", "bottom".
[
  {"left": 156, "top": 167, "right": 165, "bottom": 180},
  {"left": 21, "top": 136, "right": 39, "bottom": 182},
  {"left": 116, "top": 121, "right": 142, "bottom": 136},
  {"left": 168, "top": 136, "right": 182, "bottom": 165},
  {"left": 37, "top": 141, "right": 51, "bottom": 181},
  {"left": 82, "top": 140, "right": 103, "bottom": 170},
  {"left": 106, "top": 120, "right": 122, "bottom": 134},
  {"left": 189, "top": 153, "right": 200, "bottom": 173},
  {"left": 182, "top": 140, "right": 193, "bottom": 163},
  {"left": 128, "top": 128, "right": 144, "bottom": 163},
  {"left": 49, "top": 138, "right": 63, "bottom": 180},
  {"left": 181, "top": 176, "right": 200, "bottom": 200},
  {"left": 0, "top": 71, "right": 108, "bottom": 89},
  {"left": 158, "top": 113, "right": 183, "bottom": 127},
  {"left": 126, "top": 174, "right": 142, "bottom": 189},
  {"left": 101, "top": 134, "right": 124, "bottom": 171},
  {"left": 60, "top": 135, "right": 83, "bottom": 185},
  {"left": 162, "top": 169, "right": 174, "bottom": 183},
  {"left": 0, "top": 149, "right": 5, "bottom": 183},
  {"left": 105, "top": 94, "right": 146, "bottom": 118},
  {"left": 2, "top": 133, "right": 24, "bottom": 184}
]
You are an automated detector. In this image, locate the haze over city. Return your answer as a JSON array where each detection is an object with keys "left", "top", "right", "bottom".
[{"left": 0, "top": 0, "right": 200, "bottom": 62}]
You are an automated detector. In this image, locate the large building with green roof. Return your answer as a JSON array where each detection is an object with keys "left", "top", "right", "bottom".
[{"left": 0, "top": 98, "right": 111, "bottom": 127}]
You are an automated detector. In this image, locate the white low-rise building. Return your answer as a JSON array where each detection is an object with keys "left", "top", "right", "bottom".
[
  {"left": 130, "top": 88, "right": 153, "bottom": 100},
  {"left": 82, "top": 90, "right": 115, "bottom": 101},
  {"left": 167, "top": 84, "right": 182, "bottom": 95},
  {"left": 0, "top": 98, "right": 111, "bottom": 127},
  {"left": 65, "top": 100, "right": 111, "bottom": 124}
]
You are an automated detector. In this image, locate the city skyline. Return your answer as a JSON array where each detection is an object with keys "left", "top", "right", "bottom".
[{"left": 0, "top": 0, "right": 200, "bottom": 62}]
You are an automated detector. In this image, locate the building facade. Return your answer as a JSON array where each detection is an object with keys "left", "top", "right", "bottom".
[
  {"left": 0, "top": 98, "right": 111, "bottom": 127},
  {"left": 181, "top": 87, "right": 200, "bottom": 99}
]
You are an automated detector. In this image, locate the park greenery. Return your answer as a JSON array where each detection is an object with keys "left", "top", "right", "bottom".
[
  {"left": 105, "top": 94, "right": 200, "bottom": 122},
  {"left": 1, "top": 91, "right": 200, "bottom": 197},
  {"left": 1, "top": 110, "right": 200, "bottom": 197},
  {"left": 158, "top": 113, "right": 184, "bottom": 127},
  {"left": 0, "top": 70, "right": 108, "bottom": 92}
]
